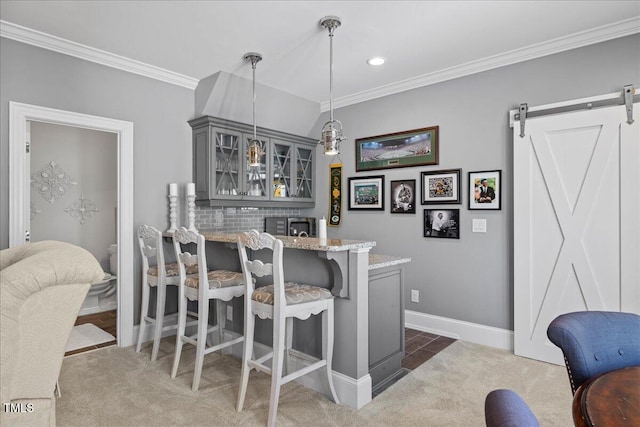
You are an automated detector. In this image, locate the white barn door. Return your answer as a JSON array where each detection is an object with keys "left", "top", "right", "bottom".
[{"left": 514, "top": 101, "right": 639, "bottom": 365}]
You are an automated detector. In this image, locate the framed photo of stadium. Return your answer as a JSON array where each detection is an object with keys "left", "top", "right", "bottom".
[
  {"left": 348, "top": 175, "right": 384, "bottom": 210},
  {"left": 355, "top": 126, "right": 439, "bottom": 172}
]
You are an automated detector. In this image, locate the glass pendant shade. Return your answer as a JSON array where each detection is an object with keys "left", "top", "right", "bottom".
[
  {"left": 319, "top": 16, "right": 344, "bottom": 156},
  {"left": 244, "top": 52, "right": 263, "bottom": 167},
  {"left": 248, "top": 138, "right": 263, "bottom": 167}
]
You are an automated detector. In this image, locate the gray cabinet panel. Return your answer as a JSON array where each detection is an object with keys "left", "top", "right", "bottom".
[{"left": 189, "top": 116, "right": 316, "bottom": 207}]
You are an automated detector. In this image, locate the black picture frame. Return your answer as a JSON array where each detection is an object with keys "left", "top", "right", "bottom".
[
  {"left": 468, "top": 170, "right": 501, "bottom": 210},
  {"left": 420, "top": 168, "right": 462, "bottom": 205},
  {"left": 348, "top": 175, "right": 385, "bottom": 210},
  {"left": 390, "top": 179, "right": 416, "bottom": 214},
  {"left": 424, "top": 209, "right": 460, "bottom": 239},
  {"left": 355, "top": 126, "right": 439, "bottom": 172}
]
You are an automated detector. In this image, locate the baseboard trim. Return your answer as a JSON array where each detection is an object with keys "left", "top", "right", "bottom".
[{"left": 405, "top": 310, "right": 513, "bottom": 351}]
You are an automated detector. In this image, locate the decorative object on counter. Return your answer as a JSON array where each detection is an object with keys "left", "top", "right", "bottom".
[
  {"left": 319, "top": 16, "right": 345, "bottom": 156},
  {"left": 243, "top": 52, "right": 264, "bottom": 167},
  {"left": 355, "top": 126, "right": 439, "bottom": 172},
  {"left": 424, "top": 208, "right": 460, "bottom": 239},
  {"left": 236, "top": 230, "right": 339, "bottom": 426},
  {"left": 390, "top": 179, "right": 416, "bottom": 213},
  {"left": 171, "top": 227, "right": 245, "bottom": 392},
  {"left": 167, "top": 183, "right": 178, "bottom": 232},
  {"left": 318, "top": 216, "right": 327, "bottom": 241},
  {"left": 421, "top": 169, "right": 462, "bottom": 205},
  {"left": 186, "top": 182, "right": 197, "bottom": 232},
  {"left": 468, "top": 170, "right": 501, "bottom": 210},
  {"left": 348, "top": 175, "right": 384, "bottom": 211},
  {"left": 329, "top": 161, "right": 342, "bottom": 225}
]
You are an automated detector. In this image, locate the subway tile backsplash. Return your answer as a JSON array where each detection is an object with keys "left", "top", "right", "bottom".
[{"left": 194, "top": 206, "right": 302, "bottom": 232}]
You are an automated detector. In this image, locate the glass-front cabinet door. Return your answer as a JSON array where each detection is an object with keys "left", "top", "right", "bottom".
[
  {"left": 212, "top": 127, "right": 241, "bottom": 199},
  {"left": 294, "top": 145, "right": 314, "bottom": 201},
  {"left": 242, "top": 133, "right": 269, "bottom": 201},
  {"left": 271, "top": 140, "right": 293, "bottom": 200}
]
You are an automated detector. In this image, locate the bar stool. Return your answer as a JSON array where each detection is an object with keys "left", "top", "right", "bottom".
[
  {"left": 136, "top": 224, "right": 198, "bottom": 361},
  {"left": 236, "top": 230, "right": 339, "bottom": 427},
  {"left": 171, "top": 227, "right": 245, "bottom": 392}
]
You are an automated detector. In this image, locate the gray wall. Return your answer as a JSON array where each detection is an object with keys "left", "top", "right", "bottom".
[
  {"left": 304, "top": 33, "right": 640, "bottom": 330},
  {"left": 0, "top": 38, "right": 194, "bottom": 321}
]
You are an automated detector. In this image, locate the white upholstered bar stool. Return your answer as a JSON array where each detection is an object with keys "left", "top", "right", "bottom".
[
  {"left": 236, "top": 230, "right": 339, "bottom": 427},
  {"left": 136, "top": 224, "right": 198, "bottom": 361},
  {"left": 171, "top": 227, "right": 245, "bottom": 392}
]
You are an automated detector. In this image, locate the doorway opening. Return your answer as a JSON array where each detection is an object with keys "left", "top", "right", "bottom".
[{"left": 9, "top": 102, "right": 134, "bottom": 348}]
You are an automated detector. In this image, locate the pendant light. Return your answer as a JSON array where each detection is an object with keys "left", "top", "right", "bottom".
[
  {"left": 319, "top": 16, "right": 345, "bottom": 155},
  {"left": 244, "top": 52, "right": 264, "bottom": 167}
]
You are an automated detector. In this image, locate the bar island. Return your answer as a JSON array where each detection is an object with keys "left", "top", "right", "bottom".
[{"left": 192, "top": 231, "right": 410, "bottom": 409}]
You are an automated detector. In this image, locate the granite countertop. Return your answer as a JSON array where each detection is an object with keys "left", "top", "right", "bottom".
[
  {"left": 198, "top": 231, "right": 376, "bottom": 252},
  {"left": 368, "top": 254, "right": 412, "bottom": 270}
]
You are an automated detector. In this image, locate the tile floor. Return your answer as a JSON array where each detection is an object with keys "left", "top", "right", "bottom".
[
  {"left": 372, "top": 328, "right": 456, "bottom": 398},
  {"left": 65, "top": 309, "right": 117, "bottom": 356}
]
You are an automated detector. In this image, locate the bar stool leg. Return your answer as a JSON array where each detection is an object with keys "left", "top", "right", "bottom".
[
  {"left": 192, "top": 298, "right": 210, "bottom": 392},
  {"left": 237, "top": 311, "right": 254, "bottom": 411},
  {"left": 267, "top": 314, "right": 286, "bottom": 427},
  {"left": 324, "top": 300, "right": 339, "bottom": 403},
  {"left": 151, "top": 282, "right": 167, "bottom": 361},
  {"left": 136, "top": 276, "right": 150, "bottom": 353},
  {"left": 171, "top": 288, "right": 188, "bottom": 379}
]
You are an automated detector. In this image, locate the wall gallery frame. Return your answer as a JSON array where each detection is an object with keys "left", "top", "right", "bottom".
[
  {"left": 421, "top": 169, "right": 461, "bottom": 204},
  {"left": 468, "top": 170, "right": 501, "bottom": 210},
  {"left": 390, "top": 179, "right": 416, "bottom": 213},
  {"left": 348, "top": 175, "right": 384, "bottom": 210},
  {"left": 424, "top": 209, "right": 460, "bottom": 239},
  {"left": 355, "top": 126, "right": 439, "bottom": 172}
]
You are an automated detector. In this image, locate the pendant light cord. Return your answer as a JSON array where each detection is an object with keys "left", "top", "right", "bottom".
[
  {"left": 252, "top": 60, "right": 257, "bottom": 140},
  {"left": 328, "top": 26, "right": 335, "bottom": 123}
]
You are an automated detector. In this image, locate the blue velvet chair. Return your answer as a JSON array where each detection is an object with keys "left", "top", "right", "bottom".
[
  {"left": 484, "top": 389, "right": 539, "bottom": 427},
  {"left": 547, "top": 311, "right": 640, "bottom": 394}
]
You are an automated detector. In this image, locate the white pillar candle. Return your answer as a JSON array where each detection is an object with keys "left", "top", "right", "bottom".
[
  {"left": 318, "top": 217, "right": 327, "bottom": 240},
  {"left": 186, "top": 182, "right": 195, "bottom": 196},
  {"left": 169, "top": 183, "right": 178, "bottom": 196}
]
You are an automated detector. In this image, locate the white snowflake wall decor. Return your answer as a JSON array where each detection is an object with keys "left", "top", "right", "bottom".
[
  {"left": 65, "top": 195, "right": 99, "bottom": 225},
  {"left": 31, "top": 161, "right": 78, "bottom": 204}
]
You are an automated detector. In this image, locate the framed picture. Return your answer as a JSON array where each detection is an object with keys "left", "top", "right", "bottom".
[
  {"left": 390, "top": 179, "right": 416, "bottom": 214},
  {"left": 355, "top": 126, "right": 439, "bottom": 172},
  {"left": 348, "top": 175, "right": 384, "bottom": 210},
  {"left": 424, "top": 209, "right": 460, "bottom": 239},
  {"left": 468, "top": 170, "right": 501, "bottom": 210},
  {"left": 420, "top": 169, "right": 461, "bottom": 204}
]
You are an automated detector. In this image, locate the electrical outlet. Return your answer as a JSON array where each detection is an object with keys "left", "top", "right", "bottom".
[
  {"left": 226, "top": 305, "right": 233, "bottom": 321},
  {"left": 411, "top": 289, "right": 419, "bottom": 303}
]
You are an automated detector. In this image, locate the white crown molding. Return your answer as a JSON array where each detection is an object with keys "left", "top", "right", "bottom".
[
  {"left": 0, "top": 20, "right": 199, "bottom": 90},
  {"left": 323, "top": 16, "right": 640, "bottom": 111}
]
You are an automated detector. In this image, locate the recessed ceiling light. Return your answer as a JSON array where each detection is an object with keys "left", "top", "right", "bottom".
[{"left": 367, "top": 56, "right": 386, "bottom": 66}]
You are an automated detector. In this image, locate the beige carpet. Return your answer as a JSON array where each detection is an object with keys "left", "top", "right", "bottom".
[{"left": 57, "top": 339, "right": 573, "bottom": 426}]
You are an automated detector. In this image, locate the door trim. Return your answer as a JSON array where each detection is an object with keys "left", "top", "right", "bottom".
[{"left": 9, "top": 102, "right": 135, "bottom": 347}]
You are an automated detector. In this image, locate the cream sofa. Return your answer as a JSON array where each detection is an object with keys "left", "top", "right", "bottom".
[{"left": 1, "top": 240, "right": 104, "bottom": 427}]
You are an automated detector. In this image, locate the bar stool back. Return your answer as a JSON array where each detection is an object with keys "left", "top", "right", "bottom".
[
  {"left": 236, "top": 229, "right": 339, "bottom": 427},
  {"left": 171, "top": 227, "right": 245, "bottom": 391}
]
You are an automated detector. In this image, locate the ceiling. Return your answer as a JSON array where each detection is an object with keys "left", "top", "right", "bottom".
[{"left": 1, "top": 1, "right": 639, "bottom": 108}]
